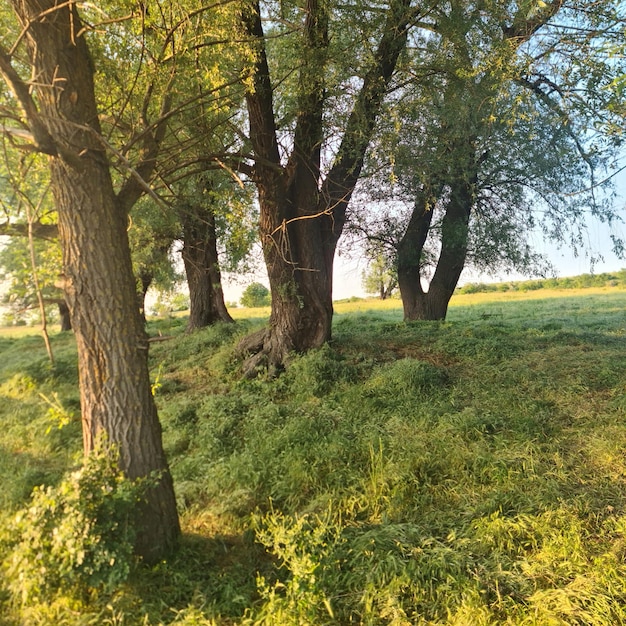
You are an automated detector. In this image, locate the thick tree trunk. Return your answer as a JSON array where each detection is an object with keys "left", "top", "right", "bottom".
[
  {"left": 239, "top": 203, "right": 335, "bottom": 374},
  {"left": 10, "top": 0, "right": 179, "bottom": 562},
  {"left": 58, "top": 300, "right": 71, "bottom": 331},
  {"left": 238, "top": 0, "right": 411, "bottom": 371},
  {"left": 181, "top": 207, "right": 233, "bottom": 331},
  {"left": 397, "top": 193, "right": 435, "bottom": 319}
]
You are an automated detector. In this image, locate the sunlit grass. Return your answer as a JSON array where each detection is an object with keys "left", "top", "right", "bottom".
[{"left": 3, "top": 283, "right": 626, "bottom": 624}]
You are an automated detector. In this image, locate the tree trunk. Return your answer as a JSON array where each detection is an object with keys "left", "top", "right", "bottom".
[
  {"left": 58, "top": 300, "right": 72, "bottom": 331},
  {"left": 398, "top": 181, "right": 472, "bottom": 321},
  {"left": 137, "top": 270, "right": 153, "bottom": 325},
  {"left": 238, "top": 0, "right": 411, "bottom": 372},
  {"left": 181, "top": 206, "right": 233, "bottom": 331},
  {"left": 10, "top": 0, "right": 179, "bottom": 562},
  {"left": 238, "top": 200, "right": 335, "bottom": 374},
  {"left": 397, "top": 192, "right": 435, "bottom": 320}
]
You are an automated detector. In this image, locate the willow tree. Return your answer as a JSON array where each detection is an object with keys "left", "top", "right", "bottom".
[
  {"left": 374, "top": 0, "right": 625, "bottom": 320},
  {"left": 235, "top": 0, "right": 418, "bottom": 372},
  {"left": 0, "top": 0, "right": 179, "bottom": 561}
]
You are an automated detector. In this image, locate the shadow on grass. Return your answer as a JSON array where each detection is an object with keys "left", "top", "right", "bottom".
[{"left": 131, "top": 527, "right": 271, "bottom": 622}]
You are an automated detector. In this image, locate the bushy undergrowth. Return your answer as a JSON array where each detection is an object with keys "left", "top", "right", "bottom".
[
  {"left": 3, "top": 288, "right": 626, "bottom": 624},
  {"left": 2, "top": 445, "right": 140, "bottom": 608}
]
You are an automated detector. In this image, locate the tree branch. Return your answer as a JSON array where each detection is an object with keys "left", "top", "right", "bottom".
[
  {"left": 320, "top": 0, "right": 414, "bottom": 232},
  {"left": 116, "top": 89, "right": 174, "bottom": 214},
  {"left": 503, "top": 0, "right": 565, "bottom": 43},
  {"left": 0, "top": 44, "right": 58, "bottom": 157},
  {"left": 239, "top": 0, "right": 282, "bottom": 174},
  {"left": 0, "top": 220, "right": 58, "bottom": 239}
]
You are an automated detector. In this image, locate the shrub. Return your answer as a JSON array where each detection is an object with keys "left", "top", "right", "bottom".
[{"left": 2, "top": 444, "right": 142, "bottom": 605}]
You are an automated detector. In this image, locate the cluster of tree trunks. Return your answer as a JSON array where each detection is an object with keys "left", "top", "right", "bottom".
[{"left": 238, "top": 0, "right": 414, "bottom": 372}]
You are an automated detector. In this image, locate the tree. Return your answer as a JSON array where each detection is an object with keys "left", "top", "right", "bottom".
[
  {"left": 367, "top": 0, "right": 625, "bottom": 320},
  {"left": 0, "top": 0, "right": 179, "bottom": 560},
  {"left": 177, "top": 175, "right": 241, "bottom": 330},
  {"left": 0, "top": 234, "right": 71, "bottom": 329},
  {"left": 362, "top": 252, "right": 397, "bottom": 300},
  {"left": 234, "top": 0, "right": 416, "bottom": 373},
  {"left": 127, "top": 197, "right": 181, "bottom": 324},
  {"left": 241, "top": 282, "right": 271, "bottom": 308},
  {"left": 0, "top": 138, "right": 71, "bottom": 330}
]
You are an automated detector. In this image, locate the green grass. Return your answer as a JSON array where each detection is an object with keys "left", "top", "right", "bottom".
[{"left": 3, "top": 286, "right": 626, "bottom": 624}]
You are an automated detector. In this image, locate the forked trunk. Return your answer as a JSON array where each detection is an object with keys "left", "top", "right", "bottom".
[
  {"left": 10, "top": 0, "right": 180, "bottom": 561},
  {"left": 238, "top": 0, "right": 411, "bottom": 371},
  {"left": 238, "top": 192, "right": 335, "bottom": 375},
  {"left": 181, "top": 207, "right": 233, "bottom": 331},
  {"left": 399, "top": 182, "right": 472, "bottom": 321}
]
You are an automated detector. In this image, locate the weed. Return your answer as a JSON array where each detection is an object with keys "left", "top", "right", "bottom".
[{"left": 2, "top": 444, "right": 142, "bottom": 607}]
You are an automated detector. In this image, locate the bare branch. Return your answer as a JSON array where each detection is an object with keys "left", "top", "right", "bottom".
[{"left": 0, "top": 44, "right": 58, "bottom": 157}]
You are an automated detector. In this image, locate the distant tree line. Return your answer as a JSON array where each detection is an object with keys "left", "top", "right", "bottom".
[{"left": 458, "top": 271, "right": 626, "bottom": 295}]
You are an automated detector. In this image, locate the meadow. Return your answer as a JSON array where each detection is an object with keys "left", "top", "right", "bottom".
[{"left": 2, "top": 284, "right": 626, "bottom": 624}]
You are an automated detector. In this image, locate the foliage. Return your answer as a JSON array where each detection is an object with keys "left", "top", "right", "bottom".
[
  {"left": 240, "top": 282, "right": 271, "bottom": 308},
  {"left": 458, "top": 269, "right": 626, "bottom": 294},
  {"left": 357, "top": 0, "right": 626, "bottom": 307},
  {"left": 0, "top": 227, "right": 63, "bottom": 325},
  {"left": 1, "top": 443, "right": 142, "bottom": 607},
  {"left": 151, "top": 291, "right": 191, "bottom": 317},
  {"left": 361, "top": 251, "right": 398, "bottom": 300}
]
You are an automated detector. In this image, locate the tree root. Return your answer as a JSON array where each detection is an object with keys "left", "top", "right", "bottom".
[{"left": 236, "top": 327, "right": 289, "bottom": 378}]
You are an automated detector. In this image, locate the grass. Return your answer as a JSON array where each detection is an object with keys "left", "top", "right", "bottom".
[{"left": 2, "top": 284, "right": 626, "bottom": 623}]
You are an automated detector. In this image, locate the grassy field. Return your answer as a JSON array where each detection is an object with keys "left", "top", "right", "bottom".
[{"left": 2, "top": 286, "right": 626, "bottom": 624}]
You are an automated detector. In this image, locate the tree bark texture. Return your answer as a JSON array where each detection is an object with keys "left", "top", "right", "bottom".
[
  {"left": 9, "top": 0, "right": 179, "bottom": 561},
  {"left": 238, "top": 0, "right": 412, "bottom": 372},
  {"left": 181, "top": 206, "right": 233, "bottom": 331}
]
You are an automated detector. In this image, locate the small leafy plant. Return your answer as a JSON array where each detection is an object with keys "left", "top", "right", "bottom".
[{"left": 3, "top": 443, "right": 142, "bottom": 605}]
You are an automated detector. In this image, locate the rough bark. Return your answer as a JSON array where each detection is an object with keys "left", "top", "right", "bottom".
[
  {"left": 238, "top": 0, "right": 412, "bottom": 373},
  {"left": 181, "top": 206, "right": 233, "bottom": 331},
  {"left": 8, "top": 0, "right": 179, "bottom": 562}
]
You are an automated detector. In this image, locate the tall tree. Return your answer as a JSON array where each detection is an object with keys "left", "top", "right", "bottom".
[
  {"left": 236, "top": 0, "right": 416, "bottom": 372},
  {"left": 0, "top": 0, "right": 179, "bottom": 560},
  {"left": 179, "top": 189, "right": 235, "bottom": 329},
  {"left": 370, "top": 0, "right": 625, "bottom": 320}
]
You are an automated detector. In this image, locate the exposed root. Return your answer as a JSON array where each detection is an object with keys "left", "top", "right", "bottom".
[
  {"left": 237, "top": 328, "right": 270, "bottom": 378},
  {"left": 236, "top": 327, "right": 288, "bottom": 378}
]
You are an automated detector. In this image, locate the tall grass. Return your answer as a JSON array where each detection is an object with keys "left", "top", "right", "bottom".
[{"left": 2, "top": 285, "right": 626, "bottom": 623}]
